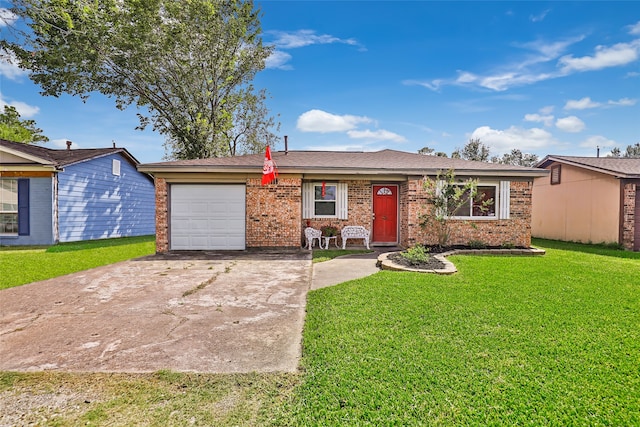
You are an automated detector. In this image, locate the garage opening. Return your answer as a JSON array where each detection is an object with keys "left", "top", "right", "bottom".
[{"left": 170, "top": 184, "right": 246, "bottom": 250}]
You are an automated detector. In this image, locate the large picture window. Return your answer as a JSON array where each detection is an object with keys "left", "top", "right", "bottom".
[
  {"left": 452, "top": 185, "right": 497, "bottom": 218},
  {"left": 0, "top": 179, "right": 18, "bottom": 234}
]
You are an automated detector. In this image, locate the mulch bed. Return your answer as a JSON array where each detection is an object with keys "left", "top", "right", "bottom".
[{"left": 388, "top": 244, "right": 529, "bottom": 270}]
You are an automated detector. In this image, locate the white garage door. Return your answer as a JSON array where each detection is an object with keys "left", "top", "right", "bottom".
[{"left": 170, "top": 184, "right": 246, "bottom": 250}]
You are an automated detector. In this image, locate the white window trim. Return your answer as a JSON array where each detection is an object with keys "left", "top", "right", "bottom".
[
  {"left": 0, "top": 178, "right": 19, "bottom": 235},
  {"left": 112, "top": 159, "right": 121, "bottom": 176},
  {"left": 302, "top": 182, "right": 348, "bottom": 220},
  {"left": 450, "top": 181, "right": 510, "bottom": 220}
]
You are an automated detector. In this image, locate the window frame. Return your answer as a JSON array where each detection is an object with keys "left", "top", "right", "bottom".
[
  {"left": 302, "top": 182, "right": 348, "bottom": 220},
  {"left": 550, "top": 164, "right": 561, "bottom": 185},
  {"left": 0, "top": 179, "right": 19, "bottom": 235},
  {"left": 450, "top": 182, "right": 499, "bottom": 220},
  {"left": 313, "top": 183, "right": 338, "bottom": 218}
]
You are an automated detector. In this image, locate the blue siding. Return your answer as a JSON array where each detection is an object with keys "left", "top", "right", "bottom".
[
  {"left": 0, "top": 177, "right": 55, "bottom": 246},
  {"left": 57, "top": 153, "right": 155, "bottom": 242}
]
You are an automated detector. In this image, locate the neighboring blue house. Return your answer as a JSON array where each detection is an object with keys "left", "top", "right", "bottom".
[{"left": 0, "top": 139, "right": 155, "bottom": 246}]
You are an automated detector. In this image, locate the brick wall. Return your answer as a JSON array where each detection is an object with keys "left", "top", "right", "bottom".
[
  {"left": 155, "top": 177, "right": 168, "bottom": 253},
  {"left": 246, "top": 177, "right": 302, "bottom": 247},
  {"left": 403, "top": 179, "right": 533, "bottom": 248},
  {"left": 304, "top": 180, "right": 372, "bottom": 246},
  {"left": 154, "top": 176, "right": 535, "bottom": 252},
  {"left": 621, "top": 182, "right": 636, "bottom": 250}
]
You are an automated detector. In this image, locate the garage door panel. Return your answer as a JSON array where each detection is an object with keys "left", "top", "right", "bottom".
[{"left": 170, "top": 184, "right": 246, "bottom": 250}]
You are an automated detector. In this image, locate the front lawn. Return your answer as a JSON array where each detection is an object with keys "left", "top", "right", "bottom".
[
  {"left": 0, "top": 236, "right": 155, "bottom": 290},
  {"left": 279, "top": 239, "right": 640, "bottom": 425},
  {"left": 1, "top": 239, "right": 638, "bottom": 425}
]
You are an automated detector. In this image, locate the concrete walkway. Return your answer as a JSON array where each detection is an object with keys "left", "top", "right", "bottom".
[{"left": 311, "top": 251, "right": 383, "bottom": 290}]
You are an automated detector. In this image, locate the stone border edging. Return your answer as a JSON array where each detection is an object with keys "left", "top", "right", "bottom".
[{"left": 377, "top": 247, "right": 546, "bottom": 275}]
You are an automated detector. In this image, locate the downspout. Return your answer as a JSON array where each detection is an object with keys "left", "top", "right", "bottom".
[{"left": 53, "top": 170, "right": 60, "bottom": 244}]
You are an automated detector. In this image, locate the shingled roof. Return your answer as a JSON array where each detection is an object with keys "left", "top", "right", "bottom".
[
  {"left": 538, "top": 155, "right": 640, "bottom": 179},
  {"left": 0, "top": 139, "right": 140, "bottom": 168},
  {"left": 139, "top": 149, "right": 548, "bottom": 178}
]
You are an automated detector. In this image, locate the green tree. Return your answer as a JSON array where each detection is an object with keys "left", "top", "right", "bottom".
[
  {"left": 608, "top": 144, "right": 640, "bottom": 158},
  {"left": 0, "top": 105, "right": 49, "bottom": 143},
  {"left": 3, "top": 0, "right": 278, "bottom": 159},
  {"left": 452, "top": 138, "right": 490, "bottom": 161},
  {"left": 623, "top": 143, "right": 640, "bottom": 158},
  {"left": 608, "top": 147, "right": 622, "bottom": 157},
  {"left": 491, "top": 149, "right": 539, "bottom": 167},
  {"left": 420, "top": 169, "right": 491, "bottom": 247}
]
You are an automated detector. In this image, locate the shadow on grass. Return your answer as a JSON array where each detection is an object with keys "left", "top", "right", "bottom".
[{"left": 533, "top": 238, "right": 640, "bottom": 260}]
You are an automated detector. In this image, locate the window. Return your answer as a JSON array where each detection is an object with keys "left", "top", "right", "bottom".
[
  {"left": 314, "top": 184, "right": 336, "bottom": 216},
  {"left": 302, "top": 182, "right": 348, "bottom": 219},
  {"left": 0, "top": 179, "right": 18, "bottom": 234},
  {"left": 452, "top": 185, "right": 497, "bottom": 218},
  {"left": 550, "top": 164, "right": 561, "bottom": 185},
  {"left": 112, "top": 159, "right": 121, "bottom": 176}
]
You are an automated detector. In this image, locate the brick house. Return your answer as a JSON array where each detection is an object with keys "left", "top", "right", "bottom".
[
  {"left": 532, "top": 155, "right": 640, "bottom": 251},
  {"left": 138, "top": 149, "right": 548, "bottom": 253}
]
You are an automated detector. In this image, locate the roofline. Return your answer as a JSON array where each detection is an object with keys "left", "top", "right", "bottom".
[
  {"left": 0, "top": 145, "right": 58, "bottom": 167},
  {"left": 538, "top": 155, "right": 640, "bottom": 179},
  {"left": 138, "top": 164, "right": 549, "bottom": 178}
]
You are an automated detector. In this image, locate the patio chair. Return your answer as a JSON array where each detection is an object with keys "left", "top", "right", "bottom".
[{"left": 304, "top": 227, "right": 322, "bottom": 250}]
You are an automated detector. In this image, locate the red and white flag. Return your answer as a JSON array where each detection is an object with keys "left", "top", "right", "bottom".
[{"left": 261, "top": 146, "right": 278, "bottom": 185}]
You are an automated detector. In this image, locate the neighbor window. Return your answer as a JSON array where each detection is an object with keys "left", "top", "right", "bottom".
[
  {"left": 0, "top": 179, "right": 18, "bottom": 234},
  {"left": 302, "top": 182, "right": 348, "bottom": 219},
  {"left": 452, "top": 185, "right": 497, "bottom": 218},
  {"left": 550, "top": 164, "right": 561, "bottom": 185}
]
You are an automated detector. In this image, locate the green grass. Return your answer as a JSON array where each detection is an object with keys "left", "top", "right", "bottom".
[
  {"left": 279, "top": 239, "right": 640, "bottom": 425},
  {"left": 0, "top": 235, "right": 155, "bottom": 289},
  {"left": 1, "top": 239, "right": 639, "bottom": 425}
]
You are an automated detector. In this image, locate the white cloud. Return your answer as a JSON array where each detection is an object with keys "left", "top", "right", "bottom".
[
  {"left": 628, "top": 20, "right": 640, "bottom": 35},
  {"left": 555, "top": 116, "right": 585, "bottom": 133},
  {"left": 559, "top": 40, "right": 640, "bottom": 73},
  {"left": 608, "top": 97, "right": 637, "bottom": 107},
  {"left": 579, "top": 135, "right": 616, "bottom": 149},
  {"left": 524, "top": 113, "right": 554, "bottom": 127},
  {"left": 297, "top": 109, "right": 372, "bottom": 133},
  {"left": 0, "top": 50, "right": 27, "bottom": 80},
  {"left": 347, "top": 129, "right": 406, "bottom": 142},
  {"left": 470, "top": 125, "right": 556, "bottom": 152},
  {"left": 564, "top": 97, "right": 600, "bottom": 110},
  {"left": 0, "top": 96, "right": 40, "bottom": 118},
  {"left": 270, "top": 30, "right": 359, "bottom": 49},
  {"left": 0, "top": 8, "right": 17, "bottom": 27},
  {"left": 529, "top": 9, "right": 551, "bottom": 23},
  {"left": 265, "top": 50, "right": 292, "bottom": 70},
  {"left": 539, "top": 105, "right": 554, "bottom": 115}
]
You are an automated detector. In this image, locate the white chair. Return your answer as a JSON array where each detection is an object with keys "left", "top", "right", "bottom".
[{"left": 304, "top": 227, "right": 322, "bottom": 250}]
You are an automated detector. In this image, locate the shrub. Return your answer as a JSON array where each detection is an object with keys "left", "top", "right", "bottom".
[
  {"left": 321, "top": 226, "right": 338, "bottom": 237},
  {"left": 468, "top": 240, "right": 487, "bottom": 249},
  {"left": 400, "top": 244, "right": 430, "bottom": 266}
]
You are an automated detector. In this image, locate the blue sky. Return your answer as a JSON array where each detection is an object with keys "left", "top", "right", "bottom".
[{"left": 1, "top": 1, "right": 639, "bottom": 164}]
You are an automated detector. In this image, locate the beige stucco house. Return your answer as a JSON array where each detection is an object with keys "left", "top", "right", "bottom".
[
  {"left": 532, "top": 156, "right": 640, "bottom": 251},
  {"left": 138, "top": 149, "right": 548, "bottom": 253}
]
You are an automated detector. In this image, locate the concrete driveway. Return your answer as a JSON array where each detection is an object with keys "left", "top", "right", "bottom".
[{"left": 0, "top": 250, "right": 311, "bottom": 373}]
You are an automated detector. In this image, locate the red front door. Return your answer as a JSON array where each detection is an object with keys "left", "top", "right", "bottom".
[{"left": 372, "top": 185, "right": 398, "bottom": 244}]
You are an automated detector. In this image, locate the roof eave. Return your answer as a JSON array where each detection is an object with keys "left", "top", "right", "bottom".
[
  {"left": 539, "top": 156, "right": 637, "bottom": 178},
  {"left": 137, "top": 164, "right": 549, "bottom": 178}
]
